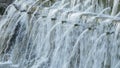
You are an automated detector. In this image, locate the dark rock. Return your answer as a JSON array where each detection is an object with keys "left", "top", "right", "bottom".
[
  {"left": 0, "top": 7, "right": 5, "bottom": 15},
  {"left": 0, "top": 0, "right": 14, "bottom": 15},
  {"left": 0, "top": 0, "right": 13, "bottom": 4}
]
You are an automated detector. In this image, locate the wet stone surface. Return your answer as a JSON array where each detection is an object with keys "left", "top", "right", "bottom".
[{"left": 0, "top": 0, "right": 14, "bottom": 15}]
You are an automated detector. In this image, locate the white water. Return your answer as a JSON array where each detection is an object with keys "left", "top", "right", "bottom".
[{"left": 0, "top": 0, "right": 120, "bottom": 68}]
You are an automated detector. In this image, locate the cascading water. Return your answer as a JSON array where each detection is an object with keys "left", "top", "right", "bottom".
[{"left": 0, "top": 0, "right": 120, "bottom": 68}]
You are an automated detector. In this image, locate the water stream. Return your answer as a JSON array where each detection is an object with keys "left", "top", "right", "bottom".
[{"left": 0, "top": 0, "right": 120, "bottom": 68}]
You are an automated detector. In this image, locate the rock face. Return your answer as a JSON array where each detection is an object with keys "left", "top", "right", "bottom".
[
  {"left": 0, "top": 0, "right": 13, "bottom": 4},
  {"left": 0, "top": 0, "right": 14, "bottom": 15},
  {"left": 0, "top": 0, "right": 14, "bottom": 7}
]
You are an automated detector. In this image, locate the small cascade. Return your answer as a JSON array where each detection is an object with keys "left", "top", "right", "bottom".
[{"left": 0, "top": 0, "right": 120, "bottom": 68}]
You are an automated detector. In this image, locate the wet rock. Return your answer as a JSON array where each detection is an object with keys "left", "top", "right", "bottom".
[
  {"left": 0, "top": 0, "right": 14, "bottom": 15},
  {"left": 0, "top": 7, "right": 5, "bottom": 15},
  {"left": 0, "top": 0, "right": 13, "bottom": 5}
]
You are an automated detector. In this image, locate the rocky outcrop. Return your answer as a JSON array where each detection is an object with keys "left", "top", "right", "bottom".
[{"left": 0, "top": 0, "right": 14, "bottom": 15}]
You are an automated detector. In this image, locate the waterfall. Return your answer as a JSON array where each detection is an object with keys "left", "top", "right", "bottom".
[{"left": 0, "top": 0, "right": 120, "bottom": 68}]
